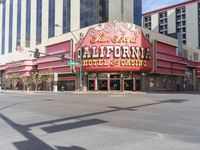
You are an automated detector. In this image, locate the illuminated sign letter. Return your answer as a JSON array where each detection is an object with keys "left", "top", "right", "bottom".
[
  {"left": 92, "top": 46, "right": 99, "bottom": 58},
  {"left": 122, "top": 46, "right": 130, "bottom": 58},
  {"left": 131, "top": 46, "right": 139, "bottom": 58},
  {"left": 145, "top": 48, "right": 151, "bottom": 59},
  {"left": 83, "top": 47, "right": 91, "bottom": 58},
  {"left": 106, "top": 46, "right": 114, "bottom": 58},
  {"left": 114, "top": 46, "right": 121, "bottom": 58},
  {"left": 140, "top": 47, "right": 144, "bottom": 59},
  {"left": 99, "top": 46, "right": 105, "bottom": 58},
  {"left": 77, "top": 48, "right": 81, "bottom": 59}
]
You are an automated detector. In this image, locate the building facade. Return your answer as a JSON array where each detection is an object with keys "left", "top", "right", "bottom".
[
  {"left": 0, "top": 0, "right": 142, "bottom": 91},
  {"left": 142, "top": 0, "right": 200, "bottom": 50},
  {"left": 0, "top": 0, "right": 142, "bottom": 63},
  {"left": 0, "top": 20, "right": 200, "bottom": 92}
]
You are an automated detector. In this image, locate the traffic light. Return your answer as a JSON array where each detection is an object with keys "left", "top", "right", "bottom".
[
  {"left": 34, "top": 48, "right": 40, "bottom": 58},
  {"left": 60, "top": 54, "right": 66, "bottom": 62}
]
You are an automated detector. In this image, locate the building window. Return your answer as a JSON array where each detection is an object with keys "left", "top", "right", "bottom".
[
  {"left": 143, "top": 15, "right": 151, "bottom": 30},
  {"left": 80, "top": 0, "right": 98, "bottom": 28},
  {"left": 80, "top": 0, "right": 108, "bottom": 28},
  {"left": 63, "top": 0, "right": 70, "bottom": 33},
  {"left": 159, "top": 11, "right": 168, "bottom": 35},
  {"left": 36, "top": 0, "right": 42, "bottom": 44},
  {"left": 176, "top": 6, "right": 186, "bottom": 44},
  {"left": 1, "top": 1, "right": 6, "bottom": 55},
  {"left": 48, "top": 0, "right": 55, "bottom": 38},
  {"left": 17, "top": 0, "right": 22, "bottom": 46},
  {"left": 8, "top": 0, "right": 13, "bottom": 53},
  {"left": 134, "top": 0, "right": 142, "bottom": 26},
  {"left": 194, "top": 53, "right": 198, "bottom": 61},
  {"left": 98, "top": 0, "right": 109, "bottom": 23},
  {"left": 26, "top": 0, "right": 31, "bottom": 47}
]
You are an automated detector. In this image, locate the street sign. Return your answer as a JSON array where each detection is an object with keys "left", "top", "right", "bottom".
[{"left": 67, "top": 61, "right": 78, "bottom": 66}]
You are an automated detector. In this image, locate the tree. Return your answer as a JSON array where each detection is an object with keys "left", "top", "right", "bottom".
[
  {"left": 21, "top": 76, "right": 32, "bottom": 90},
  {"left": 10, "top": 74, "right": 20, "bottom": 90},
  {"left": 41, "top": 74, "right": 53, "bottom": 91},
  {"left": 32, "top": 72, "right": 43, "bottom": 91}
]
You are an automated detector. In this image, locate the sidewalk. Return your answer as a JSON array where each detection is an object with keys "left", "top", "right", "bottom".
[
  {"left": 0, "top": 90, "right": 147, "bottom": 95},
  {"left": 1, "top": 89, "right": 200, "bottom": 95}
]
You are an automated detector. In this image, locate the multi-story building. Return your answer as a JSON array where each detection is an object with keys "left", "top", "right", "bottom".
[
  {"left": 0, "top": 0, "right": 142, "bottom": 64},
  {"left": 1, "top": 0, "right": 200, "bottom": 92},
  {"left": 0, "top": 0, "right": 142, "bottom": 91},
  {"left": 142, "top": 0, "right": 200, "bottom": 50}
]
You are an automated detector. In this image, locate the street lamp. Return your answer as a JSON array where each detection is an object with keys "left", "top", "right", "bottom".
[
  {"left": 55, "top": 24, "right": 83, "bottom": 92},
  {"left": 55, "top": 24, "right": 101, "bottom": 92}
]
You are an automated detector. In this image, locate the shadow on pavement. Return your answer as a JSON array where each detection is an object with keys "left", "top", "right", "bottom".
[
  {"left": 42, "top": 119, "right": 107, "bottom": 133},
  {"left": 25, "top": 99, "right": 188, "bottom": 129},
  {"left": 55, "top": 146, "right": 86, "bottom": 150},
  {"left": 0, "top": 99, "right": 188, "bottom": 149},
  {"left": 0, "top": 113, "right": 91, "bottom": 150}
]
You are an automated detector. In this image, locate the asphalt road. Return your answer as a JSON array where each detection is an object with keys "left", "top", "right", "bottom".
[{"left": 0, "top": 91, "right": 200, "bottom": 150}]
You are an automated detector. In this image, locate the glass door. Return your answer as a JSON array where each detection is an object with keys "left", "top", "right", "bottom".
[
  {"left": 124, "top": 79, "right": 133, "bottom": 91},
  {"left": 110, "top": 75, "right": 120, "bottom": 91},
  {"left": 98, "top": 74, "right": 108, "bottom": 91}
]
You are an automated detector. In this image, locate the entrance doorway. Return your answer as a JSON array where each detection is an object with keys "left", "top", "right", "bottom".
[
  {"left": 136, "top": 79, "right": 141, "bottom": 91},
  {"left": 98, "top": 80, "right": 107, "bottom": 90},
  {"left": 124, "top": 79, "right": 133, "bottom": 91},
  {"left": 88, "top": 80, "right": 95, "bottom": 90},
  {"left": 110, "top": 80, "right": 120, "bottom": 90},
  {"left": 58, "top": 80, "right": 75, "bottom": 91},
  {"left": 110, "top": 75, "right": 120, "bottom": 91}
]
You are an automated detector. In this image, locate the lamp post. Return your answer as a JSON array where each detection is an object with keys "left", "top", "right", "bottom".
[
  {"left": 55, "top": 24, "right": 101, "bottom": 92},
  {"left": 55, "top": 24, "right": 83, "bottom": 92}
]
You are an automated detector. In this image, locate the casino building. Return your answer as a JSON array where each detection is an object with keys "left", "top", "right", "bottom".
[
  {"left": 74, "top": 21, "right": 200, "bottom": 92},
  {"left": 0, "top": 0, "right": 142, "bottom": 91},
  {"left": 1, "top": 21, "right": 200, "bottom": 92},
  {"left": 0, "top": 0, "right": 200, "bottom": 92}
]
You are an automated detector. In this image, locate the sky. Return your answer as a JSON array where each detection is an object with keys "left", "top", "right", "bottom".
[{"left": 142, "top": 0, "right": 189, "bottom": 13}]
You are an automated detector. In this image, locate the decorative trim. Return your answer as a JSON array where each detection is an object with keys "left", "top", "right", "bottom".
[{"left": 158, "top": 58, "right": 187, "bottom": 64}]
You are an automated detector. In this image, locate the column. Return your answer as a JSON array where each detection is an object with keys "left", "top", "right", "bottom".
[
  {"left": 4, "top": 0, "right": 10, "bottom": 55},
  {"left": 20, "top": 0, "right": 26, "bottom": 48},
  {"left": 107, "top": 74, "right": 110, "bottom": 91},
  {"left": 141, "top": 73, "right": 147, "bottom": 92},
  {"left": 55, "top": 0, "right": 63, "bottom": 36},
  {"left": 42, "top": 0, "right": 49, "bottom": 44},
  {"left": 94, "top": 74, "right": 97, "bottom": 91},
  {"left": 71, "top": 0, "right": 80, "bottom": 30},
  {"left": 0, "top": 4, "right": 2, "bottom": 56},
  {"left": 30, "top": 0, "right": 36, "bottom": 49},
  {"left": 12, "top": 0, "right": 17, "bottom": 54},
  {"left": 53, "top": 73, "right": 58, "bottom": 92}
]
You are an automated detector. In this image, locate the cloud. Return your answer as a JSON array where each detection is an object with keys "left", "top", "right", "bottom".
[{"left": 142, "top": 0, "right": 189, "bottom": 13}]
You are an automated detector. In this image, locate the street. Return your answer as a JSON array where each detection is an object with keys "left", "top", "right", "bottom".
[{"left": 0, "top": 91, "right": 200, "bottom": 150}]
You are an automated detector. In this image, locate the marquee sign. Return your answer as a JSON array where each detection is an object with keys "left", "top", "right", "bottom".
[{"left": 75, "top": 21, "right": 153, "bottom": 72}]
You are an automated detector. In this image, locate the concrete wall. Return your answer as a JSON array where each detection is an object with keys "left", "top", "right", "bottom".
[
  {"left": 151, "top": 13, "right": 159, "bottom": 32},
  {"left": 109, "top": 0, "right": 133, "bottom": 23},
  {"left": 109, "top": 0, "right": 123, "bottom": 22},
  {"left": 0, "top": 4, "right": 2, "bottom": 62},
  {"left": 167, "top": 8, "right": 176, "bottom": 34},
  {"left": 70, "top": 0, "right": 80, "bottom": 31},
  {"left": 186, "top": 3, "right": 199, "bottom": 49}
]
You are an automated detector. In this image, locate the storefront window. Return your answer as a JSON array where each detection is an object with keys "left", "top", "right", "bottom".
[
  {"left": 124, "top": 79, "right": 133, "bottom": 91},
  {"left": 110, "top": 80, "right": 120, "bottom": 90},
  {"left": 88, "top": 80, "right": 95, "bottom": 90},
  {"left": 110, "top": 74, "right": 120, "bottom": 91},
  {"left": 88, "top": 73, "right": 95, "bottom": 91},
  {"left": 98, "top": 80, "right": 107, "bottom": 91}
]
